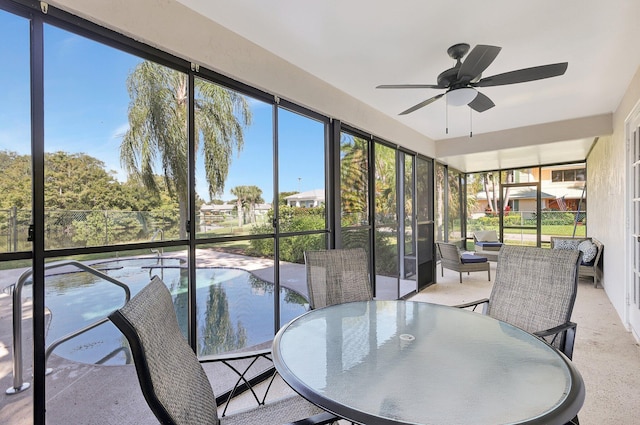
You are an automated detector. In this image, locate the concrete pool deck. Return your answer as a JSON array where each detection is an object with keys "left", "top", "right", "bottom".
[{"left": 2, "top": 253, "right": 637, "bottom": 424}]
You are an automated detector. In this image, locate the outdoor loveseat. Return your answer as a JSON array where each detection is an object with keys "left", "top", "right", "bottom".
[{"left": 551, "top": 236, "right": 604, "bottom": 288}]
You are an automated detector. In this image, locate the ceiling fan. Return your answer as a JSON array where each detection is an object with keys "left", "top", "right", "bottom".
[{"left": 377, "top": 43, "right": 568, "bottom": 115}]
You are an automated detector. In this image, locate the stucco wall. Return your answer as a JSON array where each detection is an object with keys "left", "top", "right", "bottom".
[{"left": 588, "top": 65, "right": 640, "bottom": 329}]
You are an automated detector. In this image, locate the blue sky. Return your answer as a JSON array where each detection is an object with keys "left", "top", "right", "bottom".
[{"left": 0, "top": 10, "right": 325, "bottom": 204}]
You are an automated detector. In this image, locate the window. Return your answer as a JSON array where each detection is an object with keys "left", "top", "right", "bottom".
[{"left": 552, "top": 168, "right": 586, "bottom": 182}]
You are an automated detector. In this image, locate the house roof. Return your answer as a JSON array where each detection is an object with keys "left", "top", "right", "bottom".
[
  {"left": 285, "top": 189, "right": 325, "bottom": 202},
  {"left": 201, "top": 203, "right": 272, "bottom": 212},
  {"left": 201, "top": 204, "right": 234, "bottom": 212},
  {"left": 476, "top": 188, "right": 556, "bottom": 201}
]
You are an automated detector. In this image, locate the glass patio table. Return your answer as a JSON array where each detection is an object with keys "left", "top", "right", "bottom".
[{"left": 272, "top": 300, "right": 584, "bottom": 425}]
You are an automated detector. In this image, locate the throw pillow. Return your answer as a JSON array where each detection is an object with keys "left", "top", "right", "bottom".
[
  {"left": 554, "top": 239, "right": 582, "bottom": 250},
  {"left": 578, "top": 239, "right": 598, "bottom": 263}
]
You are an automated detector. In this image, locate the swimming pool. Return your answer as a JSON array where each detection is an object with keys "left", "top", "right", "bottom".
[{"left": 38, "top": 257, "right": 308, "bottom": 365}]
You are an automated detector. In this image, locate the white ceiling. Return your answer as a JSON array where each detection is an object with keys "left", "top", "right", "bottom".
[{"left": 175, "top": 0, "right": 640, "bottom": 171}]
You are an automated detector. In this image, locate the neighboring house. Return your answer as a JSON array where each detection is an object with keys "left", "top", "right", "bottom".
[
  {"left": 476, "top": 188, "right": 556, "bottom": 213},
  {"left": 285, "top": 189, "right": 325, "bottom": 208},
  {"left": 541, "top": 165, "right": 587, "bottom": 211},
  {"left": 200, "top": 202, "right": 272, "bottom": 225},
  {"left": 474, "top": 164, "right": 587, "bottom": 213},
  {"left": 200, "top": 203, "right": 235, "bottom": 223},
  {"left": 253, "top": 203, "right": 272, "bottom": 216}
]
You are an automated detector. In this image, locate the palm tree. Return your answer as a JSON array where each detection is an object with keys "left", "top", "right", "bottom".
[
  {"left": 482, "top": 172, "right": 497, "bottom": 213},
  {"left": 230, "top": 185, "right": 263, "bottom": 226},
  {"left": 230, "top": 185, "right": 247, "bottom": 227},
  {"left": 340, "top": 135, "right": 369, "bottom": 225},
  {"left": 120, "top": 61, "right": 251, "bottom": 238},
  {"left": 244, "top": 185, "right": 264, "bottom": 224}
]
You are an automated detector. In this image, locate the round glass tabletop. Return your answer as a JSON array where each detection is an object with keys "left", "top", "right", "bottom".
[{"left": 273, "top": 300, "right": 584, "bottom": 425}]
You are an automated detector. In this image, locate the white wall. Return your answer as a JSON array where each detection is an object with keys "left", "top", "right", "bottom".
[
  {"left": 49, "top": 0, "right": 435, "bottom": 156},
  {"left": 588, "top": 65, "right": 640, "bottom": 328}
]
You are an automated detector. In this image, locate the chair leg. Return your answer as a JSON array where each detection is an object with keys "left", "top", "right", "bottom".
[
  {"left": 487, "top": 267, "right": 491, "bottom": 281},
  {"left": 459, "top": 272, "right": 462, "bottom": 283}
]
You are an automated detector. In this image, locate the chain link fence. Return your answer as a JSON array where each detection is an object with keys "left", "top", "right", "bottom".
[{"left": 0, "top": 208, "right": 182, "bottom": 253}]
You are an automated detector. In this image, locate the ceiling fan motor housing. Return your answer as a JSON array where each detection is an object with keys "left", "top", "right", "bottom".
[
  {"left": 376, "top": 43, "right": 568, "bottom": 116},
  {"left": 447, "top": 43, "right": 470, "bottom": 60}
]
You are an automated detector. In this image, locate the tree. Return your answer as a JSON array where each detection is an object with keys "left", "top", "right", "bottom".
[
  {"left": 230, "top": 185, "right": 263, "bottom": 226},
  {"left": 482, "top": 172, "right": 497, "bottom": 213},
  {"left": 44, "top": 151, "right": 125, "bottom": 210},
  {"left": 340, "top": 135, "right": 369, "bottom": 225},
  {"left": 120, "top": 61, "right": 251, "bottom": 238},
  {"left": 245, "top": 185, "right": 264, "bottom": 224},
  {"left": 0, "top": 150, "right": 31, "bottom": 209},
  {"left": 374, "top": 144, "right": 396, "bottom": 221}
]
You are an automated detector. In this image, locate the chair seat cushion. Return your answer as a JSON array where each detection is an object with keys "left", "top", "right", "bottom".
[
  {"left": 461, "top": 253, "right": 489, "bottom": 263},
  {"left": 475, "top": 241, "right": 503, "bottom": 248}
]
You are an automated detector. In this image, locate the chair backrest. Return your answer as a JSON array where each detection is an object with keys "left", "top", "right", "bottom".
[
  {"left": 304, "top": 248, "right": 373, "bottom": 309},
  {"left": 109, "top": 276, "right": 218, "bottom": 425},
  {"left": 473, "top": 230, "right": 500, "bottom": 243},
  {"left": 435, "top": 242, "right": 463, "bottom": 264},
  {"left": 487, "top": 245, "right": 580, "bottom": 348}
]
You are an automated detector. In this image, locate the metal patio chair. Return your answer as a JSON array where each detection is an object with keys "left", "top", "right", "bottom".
[
  {"left": 456, "top": 245, "right": 581, "bottom": 425},
  {"left": 304, "top": 248, "right": 373, "bottom": 309},
  {"left": 109, "top": 276, "right": 338, "bottom": 425},
  {"left": 436, "top": 241, "right": 491, "bottom": 283}
]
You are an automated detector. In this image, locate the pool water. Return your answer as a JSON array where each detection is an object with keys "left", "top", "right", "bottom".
[{"left": 38, "top": 258, "right": 308, "bottom": 365}]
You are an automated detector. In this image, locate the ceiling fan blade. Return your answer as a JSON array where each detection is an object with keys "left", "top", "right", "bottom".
[
  {"left": 377, "top": 84, "right": 443, "bottom": 89},
  {"left": 474, "top": 62, "right": 568, "bottom": 87},
  {"left": 468, "top": 91, "right": 495, "bottom": 112},
  {"left": 457, "top": 45, "right": 502, "bottom": 81},
  {"left": 399, "top": 93, "right": 445, "bottom": 115}
]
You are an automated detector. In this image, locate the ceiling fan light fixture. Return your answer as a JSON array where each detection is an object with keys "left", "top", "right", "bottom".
[{"left": 447, "top": 87, "right": 478, "bottom": 106}]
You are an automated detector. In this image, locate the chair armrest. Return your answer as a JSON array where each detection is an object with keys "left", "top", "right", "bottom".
[
  {"left": 533, "top": 321, "right": 577, "bottom": 359},
  {"left": 286, "top": 411, "right": 340, "bottom": 425},
  {"left": 454, "top": 298, "right": 489, "bottom": 313},
  {"left": 200, "top": 346, "right": 272, "bottom": 363}
]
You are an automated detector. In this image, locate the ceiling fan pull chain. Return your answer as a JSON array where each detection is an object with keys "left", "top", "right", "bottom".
[{"left": 469, "top": 108, "right": 473, "bottom": 138}]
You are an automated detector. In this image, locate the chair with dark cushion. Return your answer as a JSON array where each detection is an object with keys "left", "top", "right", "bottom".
[
  {"left": 456, "top": 245, "right": 581, "bottom": 424},
  {"left": 436, "top": 241, "right": 491, "bottom": 283},
  {"left": 304, "top": 248, "right": 373, "bottom": 309},
  {"left": 473, "top": 230, "right": 503, "bottom": 261},
  {"left": 109, "top": 276, "right": 338, "bottom": 425}
]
